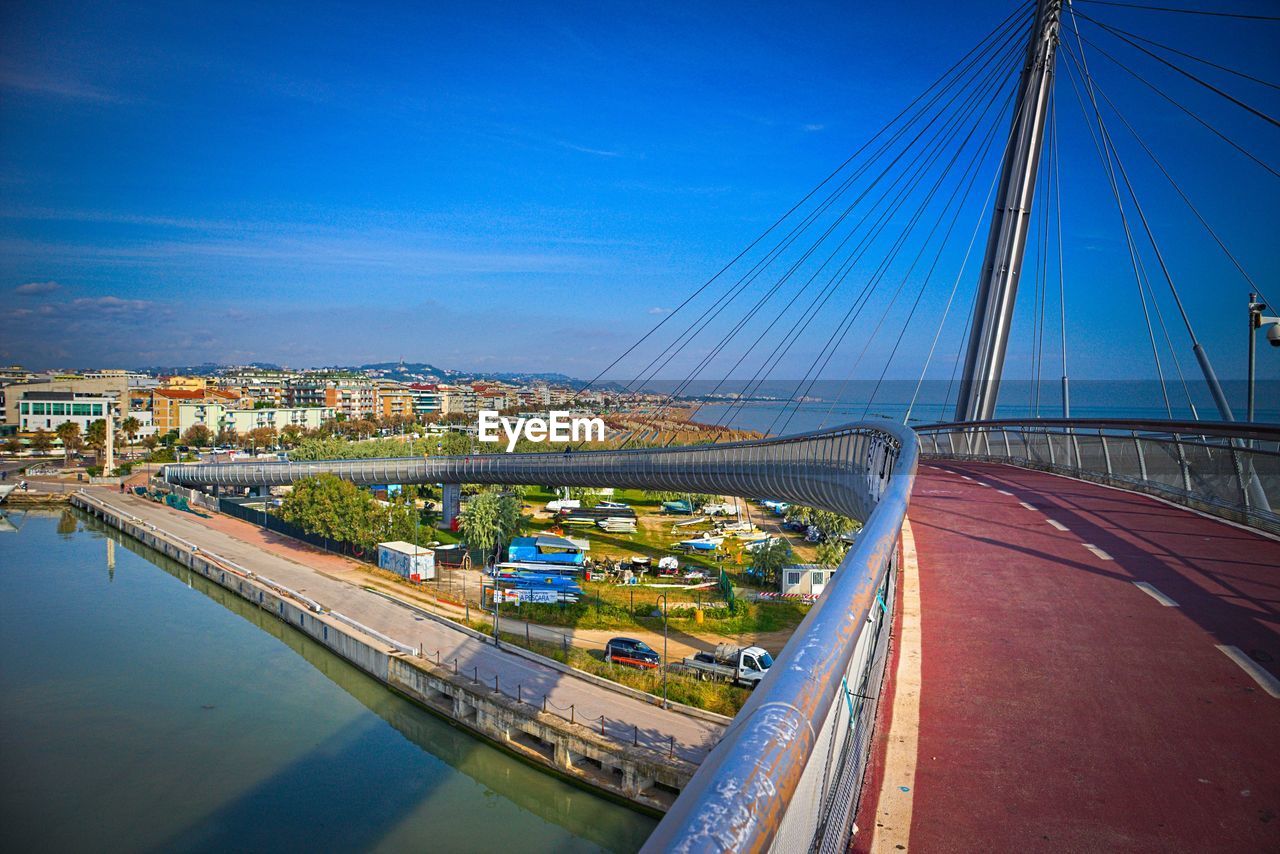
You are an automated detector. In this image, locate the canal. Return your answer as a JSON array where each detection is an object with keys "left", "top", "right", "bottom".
[{"left": 0, "top": 509, "right": 656, "bottom": 852}]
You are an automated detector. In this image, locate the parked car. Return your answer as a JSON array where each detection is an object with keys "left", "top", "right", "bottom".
[{"left": 605, "top": 637, "right": 661, "bottom": 669}]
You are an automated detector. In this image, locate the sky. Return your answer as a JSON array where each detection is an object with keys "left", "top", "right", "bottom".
[{"left": 1, "top": 0, "right": 1277, "bottom": 387}]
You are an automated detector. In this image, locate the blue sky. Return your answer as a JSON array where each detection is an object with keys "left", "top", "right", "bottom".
[{"left": 1, "top": 0, "right": 1277, "bottom": 388}]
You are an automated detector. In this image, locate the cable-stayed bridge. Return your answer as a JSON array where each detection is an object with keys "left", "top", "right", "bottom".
[{"left": 163, "top": 1, "right": 1280, "bottom": 850}]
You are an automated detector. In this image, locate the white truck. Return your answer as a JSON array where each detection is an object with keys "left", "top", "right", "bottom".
[{"left": 675, "top": 643, "right": 774, "bottom": 688}]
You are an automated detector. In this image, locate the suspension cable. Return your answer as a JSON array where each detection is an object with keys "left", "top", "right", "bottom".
[
  {"left": 630, "top": 14, "right": 1033, "bottom": 440},
  {"left": 704, "top": 33, "right": 1029, "bottom": 433},
  {"left": 1071, "top": 28, "right": 1279, "bottom": 178},
  {"left": 776, "top": 74, "right": 1022, "bottom": 435},
  {"left": 1060, "top": 42, "right": 1174, "bottom": 416},
  {"left": 1076, "top": 55, "right": 1274, "bottom": 310},
  {"left": 584, "top": 1, "right": 1035, "bottom": 418},
  {"left": 1075, "top": 10, "right": 1280, "bottom": 128},
  {"left": 1074, "top": 0, "right": 1280, "bottom": 22},
  {"left": 1077, "top": 15, "right": 1279, "bottom": 91},
  {"left": 1052, "top": 92, "right": 1069, "bottom": 417}
]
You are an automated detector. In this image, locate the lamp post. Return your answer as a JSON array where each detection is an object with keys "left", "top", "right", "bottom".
[
  {"left": 1247, "top": 294, "right": 1280, "bottom": 422},
  {"left": 656, "top": 593, "right": 669, "bottom": 709}
]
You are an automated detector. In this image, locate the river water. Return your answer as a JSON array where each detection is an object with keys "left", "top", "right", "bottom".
[{"left": 0, "top": 509, "right": 655, "bottom": 853}]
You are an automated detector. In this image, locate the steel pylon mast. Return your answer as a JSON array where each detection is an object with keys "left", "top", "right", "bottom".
[{"left": 955, "top": 0, "right": 1064, "bottom": 422}]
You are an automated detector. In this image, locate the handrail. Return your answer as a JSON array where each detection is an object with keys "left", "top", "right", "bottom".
[
  {"left": 918, "top": 418, "right": 1279, "bottom": 534},
  {"left": 918, "top": 417, "right": 1280, "bottom": 442}
]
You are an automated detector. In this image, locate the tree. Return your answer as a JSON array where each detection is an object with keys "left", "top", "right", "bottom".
[
  {"left": 214, "top": 427, "right": 239, "bottom": 448},
  {"left": 3, "top": 436, "right": 21, "bottom": 455},
  {"left": 279, "top": 424, "right": 305, "bottom": 448},
  {"left": 141, "top": 434, "right": 159, "bottom": 453},
  {"left": 30, "top": 428, "right": 54, "bottom": 454},
  {"left": 429, "top": 431, "right": 471, "bottom": 456},
  {"left": 181, "top": 424, "right": 213, "bottom": 448},
  {"left": 277, "top": 474, "right": 415, "bottom": 549},
  {"left": 120, "top": 416, "right": 141, "bottom": 450},
  {"left": 248, "top": 426, "right": 277, "bottom": 454},
  {"left": 459, "top": 491, "right": 524, "bottom": 566},
  {"left": 785, "top": 504, "right": 859, "bottom": 542},
  {"left": 86, "top": 419, "right": 108, "bottom": 460},
  {"left": 56, "top": 422, "right": 83, "bottom": 464},
  {"left": 815, "top": 540, "right": 848, "bottom": 568},
  {"left": 751, "top": 538, "right": 793, "bottom": 587}
]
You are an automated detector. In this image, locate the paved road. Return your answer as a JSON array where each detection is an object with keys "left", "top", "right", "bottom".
[
  {"left": 898, "top": 461, "right": 1280, "bottom": 850},
  {"left": 83, "top": 487, "right": 725, "bottom": 763}
]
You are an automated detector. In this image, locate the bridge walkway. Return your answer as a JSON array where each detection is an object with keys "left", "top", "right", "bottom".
[
  {"left": 864, "top": 461, "right": 1280, "bottom": 851},
  {"left": 82, "top": 487, "right": 724, "bottom": 764}
]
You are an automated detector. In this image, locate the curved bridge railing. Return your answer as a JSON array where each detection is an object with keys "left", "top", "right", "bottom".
[
  {"left": 165, "top": 421, "right": 919, "bottom": 853},
  {"left": 917, "top": 418, "right": 1280, "bottom": 535}
]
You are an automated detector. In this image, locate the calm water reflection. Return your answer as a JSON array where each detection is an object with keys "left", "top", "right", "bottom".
[{"left": 0, "top": 509, "right": 655, "bottom": 853}]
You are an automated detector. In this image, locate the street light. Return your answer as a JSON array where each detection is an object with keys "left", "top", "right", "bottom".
[
  {"left": 655, "top": 593, "right": 669, "bottom": 709},
  {"left": 1247, "top": 293, "right": 1280, "bottom": 422}
]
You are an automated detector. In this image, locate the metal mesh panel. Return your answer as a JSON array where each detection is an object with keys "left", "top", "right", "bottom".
[
  {"left": 1053, "top": 433, "right": 1078, "bottom": 469},
  {"left": 1244, "top": 448, "right": 1280, "bottom": 514},
  {"left": 1106, "top": 436, "right": 1144, "bottom": 486},
  {"left": 1026, "top": 432, "right": 1053, "bottom": 466},
  {"left": 1075, "top": 433, "right": 1107, "bottom": 476},
  {"left": 1180, "top": 441, "right": 1243, "bottom": 510},
  {"left": 1139, "top": 439, "right": 1184, "bottom": 494}
]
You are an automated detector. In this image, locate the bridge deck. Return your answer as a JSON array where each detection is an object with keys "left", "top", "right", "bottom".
[{"left": 868, "top": 461, "right": 1280, "bottom": 850}]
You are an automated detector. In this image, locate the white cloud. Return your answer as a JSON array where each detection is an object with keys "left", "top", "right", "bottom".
[
  {"left": 0, "top": 69, "right": 122, "bottom": 103},
  {"left": 803, "top": 123, "right": 826, "bottom": 132},
  {"left": 14, "top": 280, "right": 60, "bottom": 295},
  {"left": 648, "top": 306, "right": 670, "bottom": 315},
  {"left": 69, "top": 295, "right": 155, "bottom": 313}
]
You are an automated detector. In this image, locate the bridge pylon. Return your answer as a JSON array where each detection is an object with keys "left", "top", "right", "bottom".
[{"left": 956, "top": 0, "right": 1063, "bottom": 421}]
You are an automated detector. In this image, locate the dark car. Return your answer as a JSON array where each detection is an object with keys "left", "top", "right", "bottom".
[{"left": 605, "top": 637, "right": 660, "bottom": 670}]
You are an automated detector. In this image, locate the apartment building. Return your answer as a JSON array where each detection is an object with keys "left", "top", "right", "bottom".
[
  {"left": 377, "top": 385, "right": 415, "bottom": 421},
  {"left": 177, "top": 403, "right": 335, "bottom": 436}
]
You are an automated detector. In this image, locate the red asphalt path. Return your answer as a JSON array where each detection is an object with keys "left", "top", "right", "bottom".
[{"left": 903, "top": 461, "right": 1280, "bottom": 851}]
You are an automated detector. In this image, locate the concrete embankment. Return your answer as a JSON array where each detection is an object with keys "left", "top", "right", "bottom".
[
  {"left": 3, "top": 491, "right": 71, "bottom": 506},
  {"left": 71, "top": 491, "right": 697, "bottom": 811}
]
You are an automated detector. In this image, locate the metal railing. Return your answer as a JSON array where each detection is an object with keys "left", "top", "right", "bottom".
[
  {"left": 917, "top": 418, "right": 1280, "bottom": 535},
  {"left": 164, "top": 421, "right": 919, "bottom": 852}
]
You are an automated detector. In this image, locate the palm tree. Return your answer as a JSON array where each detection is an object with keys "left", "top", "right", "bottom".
[
  {"left": 56, "top": 422, "right": 82, "bottom": 465},
  {"left": 85, "top": 419, "right": 108, "bottom": 463},
  {"left": 120, "top": 416, "right": 141, "bottom": 454}
]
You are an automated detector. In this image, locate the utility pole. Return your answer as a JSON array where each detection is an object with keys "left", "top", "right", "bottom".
[{"left": 956, "top": 0, "right": 1064, "bottom": 422}]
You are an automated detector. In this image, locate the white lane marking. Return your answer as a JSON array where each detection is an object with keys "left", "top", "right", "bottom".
[
  {"left": 1082, "top": 543, "right": 1113, "bottom": 561},
  {"left": 1045, "top": 519, "right": 1069, "bottom": 532},
  {"left": 1133, "top": 582, "right": 1178, "bottom": 607},
  {"left": 1019, "top": 501, "right": 1038, "bottom": 512},
  {"left": 976, "top": 482, "right": 991, "bottom": 488},
  {"left": 1216, "top": 646, "right": 1280, "bottom": 699},
  {"left": 960, "top": 475, "right": 972, "bottom": 481},
  {"left": 998, "top": 489, "right": 1013, "bottom": 496}
]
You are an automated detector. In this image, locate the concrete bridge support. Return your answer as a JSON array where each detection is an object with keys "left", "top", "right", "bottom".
[{"left": 441, "top": 482, "right": 460, "bottom": 529}]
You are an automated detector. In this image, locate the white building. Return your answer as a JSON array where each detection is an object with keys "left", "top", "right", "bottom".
[
  {"left": 780, "top": 564, "right": 837, "bottom": 599},
  {"left": 178, "top": 402, "right": 335, "bottom": 435}
]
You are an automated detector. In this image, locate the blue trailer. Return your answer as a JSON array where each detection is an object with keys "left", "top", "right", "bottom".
[{"left": 507, "top": 534, "right": 586, "bottom": 566}]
